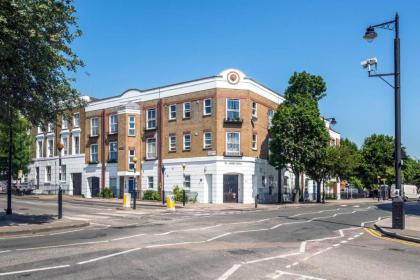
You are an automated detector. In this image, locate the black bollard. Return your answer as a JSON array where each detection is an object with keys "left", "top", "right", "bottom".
[
  {"left": 58, "top": 186, "right": 63, "bottom": 219},
  {"left": 183, "top": 190, "right": 186, "bottom": 206}
]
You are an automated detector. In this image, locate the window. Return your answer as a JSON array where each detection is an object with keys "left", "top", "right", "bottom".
[
  {"left": 36, "top": 140, "right": 43, "bottom": 158},
  {"left": 226, "top": 132, "right": 240, "bottom": 156},
  {"left": 62, "top": 117, "right": 68, "bottom": 130},
  {"left": 146, "top": 138, "right": 157, "bottom": 159},
  {"left": 109, "top": 142, "right": 118, "bottom": 162},
  {"left": 252, "top": 134, "right": 257, "bottom": 150},
  {"left": 183, "top": 102, "right": 191, "bottom": 119},
  {"left": 73, "top": 113, "right": 80, "bottom": 128},
  {"left": 48, "top": 122, "right": 54, "bottom": 133},
  {"left": 61, "top": 165, "right": 66, "bottom": 182},
  {"left": 169, "top": 135, "right": 176, "bottom": 152},
  {"left": 203, "top": 132, "right": 212, "bottom": 149},
  {"left": 128, "top": 116, "right": 136, "bottom": 136},
  {"left": 169, "top": 104, "right": 177, "bottom": 120},
  {"left": 37, "top": 126, "right": 43, "bottom": 134},
  {"left": 90, "top": 144, "right": 98, "bottom": 162},
  {"left": 252, "top": 101, "right": 257, "bottom": 118},
  {"left": 128, "top": 149, "right": 136, "bottom": 170},
  {"left": 183, "top": 133, "right": 191, "bottom": 151},
  {"left": 203, "top": 99, "right": 212, "bottom": 115},
  {"left": 183, "top": 175, "right": 191, "bottom": 189},
  {"left": 62, "top": 137, "right": 68, "bottom": 156},
  {"left": 47, "top": 139, "right": 54, "bottom": 157},
  {"left": 148, "top": 176, "right": 154, "bottom": 189},
  {"left": 73, "top": 135, "right": 80, "bottom": 155},
  {"left": 46, "top": 166, "right": 51, "bottom": 182},
  {"left": 91, "top": 118, "right": 99, "bottom": 136},
  {"left": 147, "top": 108, "right": 156, "bottom": 129},
  {"left": 110, "top": 115, "right": 118, "bottom": 134},
  {"left": 268, "top": 109, "right": 274, "bottom": 127},
  {"left": 262, "top": 176, "right": 266, "bottom": 187},
  {"left": 226, "top": 98, "right": 240, "bottom": 120},
  {"left": 109, "top": 177, "right": 117, "bottom": 196}
]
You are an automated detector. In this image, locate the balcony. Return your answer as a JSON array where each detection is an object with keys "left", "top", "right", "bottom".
[
  {"left": 144, "top": 126, "right": 157, "bottom": 132},
  {"left": 223, "top": 117, "right": 243, "bottom": 126},
  {"left": 223, "top": 151, "right": 243, "bottom": 157},
  {"left": 107, "top": 158, "right": 118, "bottom": 163}
]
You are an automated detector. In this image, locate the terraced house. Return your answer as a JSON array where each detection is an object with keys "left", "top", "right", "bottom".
[{"left": 27, "top": 69, "right": 340, "bottom": 203}]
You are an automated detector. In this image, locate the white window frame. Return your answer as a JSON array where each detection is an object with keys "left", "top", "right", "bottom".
[
  {"left": 252, "top": 133, "right": 257, "bottom": 150},
  {"left": 109, "top": 115, "right": 118, "bottom": 134},
  {"left": 183, "top": 102, "right": 191, "bottom": 119},
  {"left": 73, "top": 112, "right": 80, "bottom": 128},
  {"left": 36, "top": 140, "right": 43, "bottom": 158},
  {"left": 226, "top": 132, "right": 240, "bottom": 156},
  {"left": 128, "top": 115, "right": 136, "bottom": 136},
  {"left": 203, "top": 99, "right": 212, "bottom": 116},
  {"left": 226, "top": 98, "right": 240, "bottom": 120},
  {"left": 146, "top": 138, "right": 157, "bottom": 159},
  {"left": 90, "top": 144, "right": 98, "bottom": 162},
  {"left": 146, "top": 108, "right": 156, "bottom": 129},
  {"left": 109, "top": 141, "right": 118, "bottom": 162},
  {"left": 268, "top": 109, "right": 274, "bottom": 127},
  {"left": 45, "top": 166, "right": 51, "bottom": 182},
  {"left": 90, "top": 118, "right": 99, "bottom": 136},
  {"left": 62, "top": 136, "right": 68, "bottom": 156},
  {"left": 183, "top": 133, "right": 191, "bottom": 151},
  {"left": 62, "top": 117, "right": 68, "bottom": 130},
  {"left": 37, "top": 126, "right": 43, "bottom": 134},
  {"left": 128, "top": 149, "right": 136, "bottom": 171},
  {"left": 183, "top": 174, "right": 191, "bottom": 189},
  {"left": 73, "top": 135, "right": 80, "bottom": 155},
  {"left": 48, "top": 122, "right": 54, "bottom": 133},
  {"left": 252, "top": 101, "right": 257, "bottom": 118},
  {"left": 169, "top": 104, "right": 177, "bottom": 120},
  {"left": 203, "top": 132, "right": 212, "bottom": 149},
  {"left": 61, "top": 165, "right": 66, "bottom": 182},
  {"left": 169, "top": 135, "right": 176, "bottom": 152},
  {"left": 148, "top": 176, "right": 154, "bottom": 189},
  {"left": 47, "top": 138, "right": 54, "bottom": 157}
]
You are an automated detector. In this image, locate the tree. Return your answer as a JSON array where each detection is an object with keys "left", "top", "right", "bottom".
[
  {"left": 360, "top": 134, "right": 394, "bottom": 187},
  {"left": 331, "top": 138, "right": 362, "bottom": 182},
  {"left": 270, "top": 72, "right": 329, "bottom": 203},
  {"left": 0, "top": 116, "right": 33, "bottom": 180},
  {"left": 402, "top": 157, "right": 420, "bottom": 185}
]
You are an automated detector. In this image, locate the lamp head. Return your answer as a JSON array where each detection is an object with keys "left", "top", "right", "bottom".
[
  {"left": 56, "top": 142, "right": 64, "bottom": 151},
  {"left": 363, "top": 26, "right": 377, "bottom": 42},
  {"left": 329, "top": 118, "right": 337, "bottom": 126},
  {"left": 133, "top": 157, "right": 138, "bottom": 164}
]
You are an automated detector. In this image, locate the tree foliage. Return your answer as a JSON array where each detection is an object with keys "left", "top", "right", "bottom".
[
  {"left": 284, "top": 71, "right": 327, "bottom": 102},
  {"left": 331, "top": 138, "right": 361, "bottom": 182},
  {"left": 0, "top": 0, "right": 85, "bottom": 126}
]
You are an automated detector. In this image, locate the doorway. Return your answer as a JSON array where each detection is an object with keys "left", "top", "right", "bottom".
[
  {"left": 90, "top": 176, "right": 100, "bottom": 197},
  {"left": 35, "top": 167, "right": 39, "bottom": 189},
  {"left": 72, "top": 173, "right": 82, "bottom": 196},
  {"left": 205, "top": 174, "right": 212, "bottom": 203},
  {"left": 223, "top": 174, "right": 239, "bottom": 203}
]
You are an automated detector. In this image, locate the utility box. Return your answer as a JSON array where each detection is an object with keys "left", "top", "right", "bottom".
[
  {"left": 123, "top": 192, "right": 131, "bottom": 208},
  {"left": 392, "top": 196, "right": 405, "bottom": 229}
]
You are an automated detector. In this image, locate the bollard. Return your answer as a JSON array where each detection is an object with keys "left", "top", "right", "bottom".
[
  {"left": 133, "top": 190, "right": 137, "bottom": 210},
  {"left": 255, "top": 194, "right": 259, "bottom": 208},
  {"left": 183, "top": 189, "right": 186, "bottom": 206},
  {"left": 392, "top": 196, "right": 405, "bottom": 229},
  {"left": 58, "top": 186, "right": 63, "bottom": 219}
]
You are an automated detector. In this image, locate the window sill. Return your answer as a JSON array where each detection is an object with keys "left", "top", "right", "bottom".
[
  {"left": 128, "top": 135, "right": 136, "bottom": 137},
  {"left": 107, "top": 159, "right": 118, "bottom": 163},
  {"left": 108, "top": 132, "right": 118, "bottom": 136},
  {"left": 144, "top": 127, "right": 157, "bottom": 131},
  {"left": 182, "top": 117, "right": 191, "bottom": 120},
  {"left": 144, "top": 157, "right": 157, "bottom": 161},
  {"left": 202, "top": 114, "right": 212, "bottom": 118},
  {"left": 183, "top": 149, "right": 191, "bottom": 152},
  {"left": 168, "top": 119, "right": 176, "bottom": 122},
  {"left": 224, "top": 118, "right": 243, "bottom": 125},
  {"left": 168, "top": 150, "right": 176, "bottom": 153},
  {"left": 202, "top": 147, "right": 212, "bottom": 150},
  {"left": 223, "top": 152, "right": 243, "bottom": 157},
  {"left": 89, "top": 134, "right": 99, "bottom": 138}
]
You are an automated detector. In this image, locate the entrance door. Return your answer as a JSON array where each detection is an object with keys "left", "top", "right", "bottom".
[
  {"left": 91, "top": 177, "right": 100, "bottom": 197},
  {"left": 223, "top": 174, "right": 239, "bottom": 203},
  {"left": 72, "top": 173, "right": 82, "bottom": 196},
  {"left": 205, "top": 174, "right": 212, "bottom": 203},
  {"left": 35, "top": 167, "right": 39, "bottom": 189},
  {"left": 128, "top": 178, "right": 135, "bottom": 193}
]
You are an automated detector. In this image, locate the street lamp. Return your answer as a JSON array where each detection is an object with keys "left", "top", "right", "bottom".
[
  {"left": 362, "top": 13, "right": 404, "bottom": 229},
  {"left": 56, "top": 141, "right": 64, "bottom": 219},
  {"left": 132, "top": 157, "right": 138, "bottom": 210},
  {"left": 161, "top": 165, "right": 166, "bottom": 205},
  {"left": 324, "top": 117, "right": 337, "bottom": 126}
]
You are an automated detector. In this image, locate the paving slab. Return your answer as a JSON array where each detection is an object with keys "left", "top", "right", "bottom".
[{"left": 375, "top": 216, "right": 420, "bottom": 243}]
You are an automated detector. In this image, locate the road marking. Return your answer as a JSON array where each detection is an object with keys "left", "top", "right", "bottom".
[
  {"left": 340, "top": 240, "right": 348, "bottom": 244},
  {"left": 111, "top": 233, "right": 145, "bottom": 241},
  {"left": 364, "top": 228, "right": 420, "bottom": 247},
  {"left": 0, "top": 250, "right": 11, "bottom": 254},
  {"left": 77, "top": 248, "right": 142, "bottom": 265},
  {"left": 360, "top": 216, "right": 388, "bottom": 227},
  {"left": 65, "top": 216, "right": 90, "bottom": 221},
  {"left": 266, "top": 270, "right": 326, "bottom": 280},
  {"left": 300, "top": 241, "right": 307, "bottom": 253},
  {"left": 0, "top": 264, "right": 70, "bottom": 276},
  {"left": 353, "top": 205, "right": 360, "bottom": 208},
  {"left": 290, "top": 208, "right": 339, "bottom": 218},
  {"left": 332, "top": 244, "right": 340, "bottom": 247},
  {"left": 0, "top": 234, "right": 46, "bottom": 240},
  {"left": 90, "top": 222, "right": 111, "bottom": 227},
  {"left": 145, "top": 241, "right": 204, "bottom": 248},
  {"left": 244, "top": 252, "right": 301, "bottom": 264},
  {"left": 217, "top": 264, "right": 242, "bottom": 280},
  {"left": 16, "top": 240, "right": 109, "bottom": 251},
  {"left": 292, "top": 262, "right": 299, "bottom": 266},
  {"left": 207, "top": 232, "right": 231, "bottom": 242},
  {"left": 48, "top": 229, "right": 84, "bottom": 236},
  {"left": 155, "top": 224, "right": 222, "bottom": 236}
]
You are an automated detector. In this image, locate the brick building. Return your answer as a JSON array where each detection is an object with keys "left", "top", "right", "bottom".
[{"left": 27, "top": 69, "right": 340, "bottom": 203}]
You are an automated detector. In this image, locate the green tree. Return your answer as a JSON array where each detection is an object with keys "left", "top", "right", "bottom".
[
  {"left": 0, "top": 116, "right": 33, "bottom": 180},
  {"left": 402, "top": 157, "right": 420, "bottom": 185},
  {"left": 270, "top": 72, "right": 329, "bottom": 203},
  {"left": 332, "top": 138, "right": 362, "bottom": 182}
]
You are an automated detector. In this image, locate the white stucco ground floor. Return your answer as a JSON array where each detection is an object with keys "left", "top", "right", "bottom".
[{"left": 27, "top": 155, "right": 340, "bottom": 203}]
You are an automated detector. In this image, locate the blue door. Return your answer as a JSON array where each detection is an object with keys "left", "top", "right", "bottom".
[{"left": 128, "top": 178, "right": 135, "bottom": 193}]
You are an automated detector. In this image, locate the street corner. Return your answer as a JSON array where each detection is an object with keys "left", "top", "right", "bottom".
[{"left": 373, "top": 216, "right": 420, "bottom": 245}]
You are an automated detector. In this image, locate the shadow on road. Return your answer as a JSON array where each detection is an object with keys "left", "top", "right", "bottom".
[
  {"left": 376, "top": 201, "right": 420, "bottom": 216},
  {"left": 0, "top": 213, "right": 55, "bottom": 227}
]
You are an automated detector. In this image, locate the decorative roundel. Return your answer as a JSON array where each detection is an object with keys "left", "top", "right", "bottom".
[{"left": 227, "top": 71, "right": 240, "bottom": 85}]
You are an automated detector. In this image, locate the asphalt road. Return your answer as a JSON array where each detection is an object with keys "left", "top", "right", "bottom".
[{"left": 0, "top": 196, "right": 420, "bottom": 280}]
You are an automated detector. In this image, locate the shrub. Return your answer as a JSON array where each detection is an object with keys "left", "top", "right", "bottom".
[
  {"left": 172, "top": 185, "right": 184, "bottom": 202},
  {"left": 100, "top": 188, "right": 114, "bottom": 198},
  {"left": 143, "top": 190, "right": 161, "bottom": 201}
]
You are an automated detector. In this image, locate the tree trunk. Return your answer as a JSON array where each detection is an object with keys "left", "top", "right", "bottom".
[
  {"left": 6, "top": 110, "right": 13, "bottom": 215},
  {"left": 294, "top": 171, "right": 300, "bottom": 203},
  {"left": 316, "top": 180, "right": 322, "bottom": 203}
]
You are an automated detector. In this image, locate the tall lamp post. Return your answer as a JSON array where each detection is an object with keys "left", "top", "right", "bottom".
[
  {"left": 132, "top": 157, "right": 138, "bottom": 210},
  {"left": 362, "top": 13, "right": 404, "bottom": 229},
  {"left": 56, "top": 141, "right": 64, "bottom": 219},
  {"left": 161, "top": 165, "right": 166, "bottom": 205}
]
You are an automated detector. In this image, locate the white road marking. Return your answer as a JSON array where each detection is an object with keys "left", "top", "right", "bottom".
[
  {"left": 48, "top": 229, "right": 84, "bottom": 236},
  {"left": 16, "top": 240, "right": 109, "bottom": 251},
  {"left": 360, "top": 216, "right": 388, "bottom": 227},
  {"left": 300, "top": 241, "right": 307, "bottom": 253},
  {"left": 145, "top": 241, "right": 204, "bottom": 248},
  {"left": 353, "top": 205, "right": 360, "bottom": 208},
  {"left": 267, "top": 270, "right": 326, "bottom": 280},
  {"left": 333, "top": 244, "right": 340, "bottom": 247},
  {"left": 340, "top": 240, "right": 348, "bottom": 244},
  {"left": 0, "top": 250, "right": 11, "bottom": 254},
  {"left": 217, "top": 264, "right": 242, "bottom": 280},
  {"left": 111, "top": 233, "right": 145, "bottom": 241},
  {"left": 65, "top": 216, "right": 90, "bottom": 221},
  {"left": 290, "top": 208, "right": 339, "bottom": 218},
  {"left": 0, "top": 265, "right": 70, "bottom": 276},
  {"left": 90, "top": 222, "right": 111, "bottom": 227},
  {"left": 207, "top": 232, "right": 231, "bottom": 242},
  {"left": 245, "top": 252, "right": 301, "bottom": 264},
  {"left": 77, "top": 248, "right": 142, "bottom": 265},
  {"left": 292, "top": 262, "right": 299, "bottom": 266},
  {"left": 0, "top": 234, "right": 46, "bottom": 240}
]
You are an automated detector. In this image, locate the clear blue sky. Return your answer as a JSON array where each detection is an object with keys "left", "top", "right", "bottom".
[{"left": 72, "top": 0, "right": 420, "bottom": 158}]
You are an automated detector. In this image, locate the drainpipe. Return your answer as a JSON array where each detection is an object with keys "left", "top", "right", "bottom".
[
  {"left": 101, "top": 109, "right": 106, "bottom": 190},
  {"left": 158, "top": 97, "right": 163, "bottom": 199}
]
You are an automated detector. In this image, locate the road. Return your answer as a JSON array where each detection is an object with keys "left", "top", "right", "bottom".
[{"left": 0, "top": 196, "right": 420, "bottom": 280}]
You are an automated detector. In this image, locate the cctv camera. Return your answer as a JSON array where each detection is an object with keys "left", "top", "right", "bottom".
[{"left": 361, "top": 57, "right": 378, "bottom": 71}]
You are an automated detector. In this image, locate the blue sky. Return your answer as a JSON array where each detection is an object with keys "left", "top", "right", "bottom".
[{"left": 72, "top": 0, "right": 420, "bottom": 157}]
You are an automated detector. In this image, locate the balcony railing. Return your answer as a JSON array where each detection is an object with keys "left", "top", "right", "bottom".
[{"left": 224, "top": 118, "right": 243, "bottom": 125}]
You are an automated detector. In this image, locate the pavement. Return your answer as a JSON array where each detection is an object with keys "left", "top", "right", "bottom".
[
  {"left": 375, "top": 215, "right": 420, "bottom": 243},
  {"left": 0, "top": 195, "right": 419, "bottom": 279}
]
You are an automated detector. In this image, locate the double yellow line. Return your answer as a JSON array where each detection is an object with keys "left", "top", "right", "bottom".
[{"left": 364, "top": 228, "right": 420, "bottom": 247}]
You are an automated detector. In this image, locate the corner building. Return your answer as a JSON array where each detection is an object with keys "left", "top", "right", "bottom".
[{"left": 28, "top": 69, "right": 338, "bottom": 203}]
